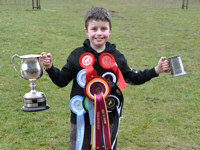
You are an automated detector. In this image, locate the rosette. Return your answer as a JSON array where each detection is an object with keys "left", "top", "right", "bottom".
[
  {"left": 102, "top": 71, "right": 117, "bottom": 85},
  {"left": 70, "top": 95, "right": 86, "bottom": 150},
  {"left": 105, "top": 95, "right": 120, "bottom": 113},
  {"left": 79, "top": 52, "right": 97, "bottom": 81},
  {"left": 99, "top": 52, "right": 126, "bottom": 90},
  {"left": 76, "top": 69, "right": 86, "bottom": 88},
  {"left": 84, "top": 76, "right": 111, "bottom": 149},
  {"left": 84, "top": 76, "right": 111, "bottom": 101}
]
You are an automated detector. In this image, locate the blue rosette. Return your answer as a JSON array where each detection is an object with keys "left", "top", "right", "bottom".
[
  {"left": 76, "top": 69, "right": 86, "bottom": 88},
  {"left": 70, "top": 95, "right": 86, "bottom": 150}
]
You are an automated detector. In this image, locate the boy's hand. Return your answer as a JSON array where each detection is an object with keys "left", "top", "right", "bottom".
[
  {"left": 42, "top": 53, "right": 52, "bottom": 70},
  {"left": 155, "top": 57, "right": 169, "bottom": 74}
]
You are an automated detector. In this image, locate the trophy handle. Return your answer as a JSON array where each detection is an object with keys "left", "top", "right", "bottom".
[
  {"left": 11, "top": 54, "right": 21, "bottom": 77},
  {"left": 39, "top": 52, "right": 46, "bottom": 62},
  {"left": 40, "top": 52, "right": 46, "bottom": 56}
]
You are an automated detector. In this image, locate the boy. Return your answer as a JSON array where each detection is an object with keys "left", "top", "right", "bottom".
[{"left": 43, "top": 6, "right": 169, "bottom": 150}]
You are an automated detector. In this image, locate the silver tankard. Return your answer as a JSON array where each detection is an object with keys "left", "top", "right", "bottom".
[
  {"left": 165, "top": 55, "right": 186, "bottom": 77},
  {"left": 11, "top": 53, "right": 50, "bottom": 112}
]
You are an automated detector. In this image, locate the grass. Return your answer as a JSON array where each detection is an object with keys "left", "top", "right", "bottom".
[{"left": 0, "top": 0, "right": 200, "bottom": 149}]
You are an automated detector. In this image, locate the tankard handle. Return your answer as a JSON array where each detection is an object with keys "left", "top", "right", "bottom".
[
  {"left": 11, "top": 54, "right": 21, "bottom": 77},
  {"left": 162, "top": 58, "right": 170, "bottom": 73}
]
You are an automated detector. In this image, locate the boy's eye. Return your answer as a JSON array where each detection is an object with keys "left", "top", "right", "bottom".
[
  {"left": 91, "top": 28, "right": 97, "bottom": 31},
  {"left": 101, "top": 27, "right": 109, "bottom": 32},
  {"left": 89, "top": 26, "right": 108, "bottom": 32}
]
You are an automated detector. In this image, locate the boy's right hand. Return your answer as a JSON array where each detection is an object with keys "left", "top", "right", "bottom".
[
  {"left": 42, "top": 53, "right": 52, "bottom": 70},
  {"left": 155, "top": 57, "right": 169, "bottom": 74}
]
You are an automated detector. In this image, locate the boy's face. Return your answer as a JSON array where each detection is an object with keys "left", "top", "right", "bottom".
[{"left": 85, "top": 20, "right": 111, "bottom": 52}]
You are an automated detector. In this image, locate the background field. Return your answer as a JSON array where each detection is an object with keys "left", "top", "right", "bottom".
[{"left": 0, "top": 0, "right": 200, "bottom": 149}]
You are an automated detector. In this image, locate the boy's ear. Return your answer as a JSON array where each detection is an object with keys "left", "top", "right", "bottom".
[{"left": 84, "top": 27, "right": 88, "bottom": 35}]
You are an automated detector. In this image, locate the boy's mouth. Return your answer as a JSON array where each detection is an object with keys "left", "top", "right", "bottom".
[{"left": 95, "top": 37, "right": 104, "bottom": 40}]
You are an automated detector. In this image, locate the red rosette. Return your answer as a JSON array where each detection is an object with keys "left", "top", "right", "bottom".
[
  {"left": 99, "top": 53, "right": 126, "bottom": 90},
  {"left": 99, "top": 52, "right": 115, "bottom": 69},
  {"left": 79, "top": 52, "right": 95, "bottom": 68},
  {"left": 79, "top": 52, "right": 97, "bottom": 81}
]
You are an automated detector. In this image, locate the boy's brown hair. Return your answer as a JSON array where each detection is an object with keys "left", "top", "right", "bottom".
[{"left": 84, "top": 7, "right": 112, "bottom": 29}]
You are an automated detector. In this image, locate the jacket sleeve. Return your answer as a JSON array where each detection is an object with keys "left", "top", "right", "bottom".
[
  {"left": 117, "top": 53, "right": 159, "bottom": 85},
  {"left": 45, "top": 53, "right": 75, "bottom": 87}
]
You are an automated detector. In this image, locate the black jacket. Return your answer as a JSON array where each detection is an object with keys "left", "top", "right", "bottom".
[{"left": 46, "top": 39, "right": 158, "bottom": 123}]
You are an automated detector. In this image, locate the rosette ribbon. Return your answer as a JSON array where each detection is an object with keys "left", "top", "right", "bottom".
[
  {"left": 70, "top": 95, "right": 86, "bottom": 150},
  {"left": 83, "top": 97, "right": 94, "bottom": 144},
  {"left": 84, "top": 76, "right": 111, "bottom": 149},
  {"left": 83, "top": 97, "right": 94, "bottom": 127},
  {"left": 95, "top": 93, "right": 111, "bottom": 149},
  {"left": 99, "top": 53, "right": 126, "bottom": 90},
  {"left": 79, "top": 52, "right": 97, "bottom": 81},
  {"left": 108, "top": 85, "right": 124, "bottom": 149}
]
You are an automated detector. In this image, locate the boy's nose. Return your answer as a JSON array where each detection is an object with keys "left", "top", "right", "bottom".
[{"left": 96, "top": 29, "right": 102, "bottom": 35}]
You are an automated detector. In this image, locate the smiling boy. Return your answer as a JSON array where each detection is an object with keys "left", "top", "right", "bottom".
[
  {"left": 84, "top": 20, "right": 111, "bottom": 53},
  {"left": 43, "top": 6, "right": 169, "bottom": 150}
]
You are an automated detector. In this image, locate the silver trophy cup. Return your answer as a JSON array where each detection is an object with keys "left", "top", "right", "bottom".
[
  {"left": 166, "top": 55, "right": 186, "bottom": 77},
  {"left": 11, "top": 53, "right": 50, "bottom": 112}
]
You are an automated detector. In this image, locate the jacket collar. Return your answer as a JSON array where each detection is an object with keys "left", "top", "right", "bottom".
[{"left": 83, "top": 39, "right": 116, "bottom": 57}]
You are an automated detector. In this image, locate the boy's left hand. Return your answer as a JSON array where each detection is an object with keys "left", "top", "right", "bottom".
[{"left": 155, "top": 57, "right": 169, "bottom": 74}]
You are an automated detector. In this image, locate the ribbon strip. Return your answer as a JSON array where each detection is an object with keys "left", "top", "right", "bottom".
[
  {"left": 86, "top": 66, "right": 97, "bottom": 81},
  {"left": 95, "top": 93, "right": 111, "bottom": 149},
  {"left": 83, "top": 97, "right": 94, "bottom": 145},
  {"left": 99, "top": 53, "right": 126, "bottom": 90},
  {"left": 112, "top": 65, "right": 126, "bottom": 90},
  {"left": 110, "top": 107, "right": 121, "bottom": 150},
  {"left": 92, "top": 101, "right": 96, "bottom": 148},
  {"left": 83, "top": 97, "right": 94, "bottom": 126},
  {"left": 76, "top": 112, "right": 85, "bottom": 150}
]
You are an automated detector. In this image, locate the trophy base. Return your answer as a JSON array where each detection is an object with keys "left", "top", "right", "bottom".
[
  {"left": 21, "top": 104, "right": 50, "bottom": 112},
  {"left": 22, "top": 91, "right": 50, "bottom": 112}
]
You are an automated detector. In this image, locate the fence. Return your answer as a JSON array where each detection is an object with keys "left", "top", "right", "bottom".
[
  {"left": 0, "top": 0, "right": 41, "bottom": 9},
  {"left": 0, "top": 0, "right": 200, "bottom": 10}
]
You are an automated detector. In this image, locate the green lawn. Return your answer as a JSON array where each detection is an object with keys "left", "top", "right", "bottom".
[{"left": 0, "top": 0, "right": 200, "bottom": 149}]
